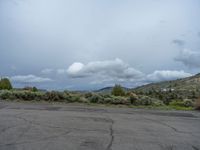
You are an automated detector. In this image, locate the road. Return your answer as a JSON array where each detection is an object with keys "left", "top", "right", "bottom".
[{"left": 0, "top": 101, "right": 200, "bottom": 150}]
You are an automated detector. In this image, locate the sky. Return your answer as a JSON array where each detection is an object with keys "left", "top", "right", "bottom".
[{"left": 0, "top": 0, "right": 200, "bottom": 90}]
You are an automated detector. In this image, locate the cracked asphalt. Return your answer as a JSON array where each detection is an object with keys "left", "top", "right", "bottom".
[{"left": 0, "top": 101, "right": 200, "bottom": 150}]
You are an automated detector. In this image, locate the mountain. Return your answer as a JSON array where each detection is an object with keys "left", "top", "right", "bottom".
[
  {"left": 95, "top": 86, "right": 130, "bottom": 94},
  {"left": 133, "top": 73, "right": 200, "bottom": 99}
]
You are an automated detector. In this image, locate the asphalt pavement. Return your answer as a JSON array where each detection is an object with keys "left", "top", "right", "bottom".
[{"left": 0, "top": 101, "right": 200, "bottom": 150}]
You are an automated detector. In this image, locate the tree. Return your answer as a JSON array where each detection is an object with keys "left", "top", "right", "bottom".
[
  {"left": 111, "top": 84, "right": 125, "bottom": 96},
  {"left": 32, "top": 87, "right": 38, "bottom": 92},
  {"left": 0, "top": 78, "right": 13, "bottom": 90}
]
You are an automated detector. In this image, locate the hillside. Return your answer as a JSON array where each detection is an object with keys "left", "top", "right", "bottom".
[
  {"left": 133, "top": 73, "right": 200, "bottom": 101},
  {"left": 94, "top": 86, "right": 130, "bottom": 94},
  {"left": 134, "top": 73, "right": 200, "bottom": 92}
]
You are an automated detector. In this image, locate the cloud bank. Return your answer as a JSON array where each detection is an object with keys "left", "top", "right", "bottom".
[
  {"left": 41, "top": 69, "right": 54, "bottom": 74},
  {"left": 146, "top": 70, "right": 192, "bottom": 82},
  {"left": 175, "top": 49, "right": 200, "bottom": 68},
  {"left": 67, "top": 58, "right": 192, "bottom": 84},
  {"left": 10, "top": 75, "right": 53, "bottom": 83},
  {"left": 67, "top": 58, "right": 144, "bottom": 82}
]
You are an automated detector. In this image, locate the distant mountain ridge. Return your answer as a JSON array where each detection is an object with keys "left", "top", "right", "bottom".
[
  {"left": 94, "top": 86, "right": 130, "bottom": 94},
  {"left": 133, "top": 73, "right": 200, "bottom": 92},
  {"left": 95, "top": 73, "right": 200, "bottom": 98}
]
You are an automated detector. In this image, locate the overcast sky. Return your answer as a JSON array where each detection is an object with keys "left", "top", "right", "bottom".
[{"left": 0, "top": 0, "right": 200, "bottom": 90}]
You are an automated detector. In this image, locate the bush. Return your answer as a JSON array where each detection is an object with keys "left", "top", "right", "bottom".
[
  {"left": 0, "top": 90, "right": 13, "bottom": 100},
  {"left": 0, "top": 90, "right": 44, "bottom": 101},
  {"left": 169, "top": 99, "right": 193, "bottom": 108},
  {"left": 32, "top": 87, "right": 38, "bottom": 92},
  {"left": 88, "top": 94, "right": 101, "bottom": 103},
  {"left": 183, "top": 99, "right": 194, "bottom": 107},
  {"left": 169, "top": 100, "right": 185, "bottom": 107},
  {"left": 84, "top": 92, "right": 93, "bottom": 98},
  {"left": 0, "top": 78, "right": 12, "bottom": 90},
  {"left": 43, "top": 91, "right": 65, "bottom": 101},
  {"left": 110, "top": 96, "right": 129, "bottom": 105},
  {"left": 79, "top": 97, "right": 89, "bottom": 103},
  {"left": 152, "top": 99, "right": 165, "bottom": 106},
  {"left": 111, "top": 84, "right": 125, "bottom": 96},
  {"left": 23, "top": 86, "right": 38, "bottom": 92},
  {"left": 102, "top": 97, "right": 113, "bottom": 104},
  {"left": 139, "top": 96, "right": 153, "bottom": 106},
  {"left": 128, "top": 93, "right": 138, "bottom": 104}
]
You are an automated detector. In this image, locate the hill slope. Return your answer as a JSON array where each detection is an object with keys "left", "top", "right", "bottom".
[
  {"left": 95, "top": 86, "right": 130, "bottom": 94},
  {"left": 133, "top": 73, "right": 200, "bottom": 100},
  {"left": 134, "top": 73, "right": 200, "bottom": 91}
]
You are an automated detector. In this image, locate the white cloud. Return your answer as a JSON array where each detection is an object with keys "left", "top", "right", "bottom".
[
  {"left": 57, "top": 69, "right": 68, "bottom": 75},
  {"left": 41, "top": 68, "right": 69, "bottom": 75},
  {"left": 175, "top": 49, "right": 200, "bottom": 68},
  {"left": 67, "top": 58, "right": 144, "bottom": 82},
  {"left": 10, "top": 75, "right": 53, "bottom": 83},
  {"left": 41, "top": 68, "right": 54, "bottom": 74},
  {"left": 146, "top": 70, "right": 192, "bottom": 82},
  {"left": 67, "top": 63, "right": 84, "bottom": 77}
]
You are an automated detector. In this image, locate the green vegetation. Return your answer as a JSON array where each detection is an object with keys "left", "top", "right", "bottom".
[
  {"left": 168, "top": 99, "right": 194, "bottom": 110},
  {"left": 23, "top": 86, "right": 38, "bottom": 92},
  {"left": 0, "top": 78, "right": 12, "bottom": 90},
  {"left": 133, "top": 73, "right": 200, "bottom": 104},
  {"left": 111, "top": 84, "right": 125, "bottom": 96},
  {"left": 0, "top": 77, "right": 198, "bottom": 111},
  {"left": 0, "top": 89, "right": 195, "bottom": 110}
]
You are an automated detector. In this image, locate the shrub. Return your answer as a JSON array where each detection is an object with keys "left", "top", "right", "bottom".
[
  {"left": 128, "top": 93, "right": 138, "bottom": 104},
  {"left": 0, "top": 90, "right": 44, "bottom": 101},
  {"left": 183, "top": 99, "right": 194, "bottom": 107},
  {"left": 169, "top": 100, "right": 194, "bottom": 108},
  {"left": 102, "top": 97, "right": 113, "bottom": 104},
  {"left": 69, "top": 94, "right": 81, "bottom": 103},
  {"left": 0, "top": 90, "right": 13, "bottom": 100},
  {"left": 23, "top": 86, "right": 38, "bottom": 92},
  {"left": 84, "top": 92, "right": 93, "bottom": 98},
  {"left": 79, "top": 97, "right": 89, "bottom": 103},
  {"left": 0, "top": 78, "right": 12, "bottom": 90},
  {"left": 139, "top": 96, "right": 153, "bottom": 106},
  {"left": 88, "top": 94, "right": 101, "bottom": 103},
  {"left": 169, "top": 100, "right": 185, "bottom": 107},
  {"left": 152, "top": 99, "right": 165, "bottom": 106},
  {"left": 110, "top": 96, "right": 129, "bottom": 105},
  {"left": 111, "top": 84, "right": 125, "bottom": 96},
  {"left": 32, "top": 87, "right": 38, "bottom": 92},
  {"left": 43, "top": 91, "right": 65, "bottom": 101}
]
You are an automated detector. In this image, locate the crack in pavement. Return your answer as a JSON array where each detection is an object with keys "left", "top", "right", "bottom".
[
  {"left": 14, "top": 115, "right": 63, "bottom": 129},
  {"left": 0, "top": 126, "right": 18, "bottom": 135},
  {"left": 143, "top": 117, "right": 192, "bottom": 135},
  {"left": 106, "top": 118, "right": 114, "bottom": 150},
  {"left": 0, "top": 112, "right": 28, "bottom": 136},
  {"left": 192, "top": 145, "right": 200, "bottom": 150}
]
